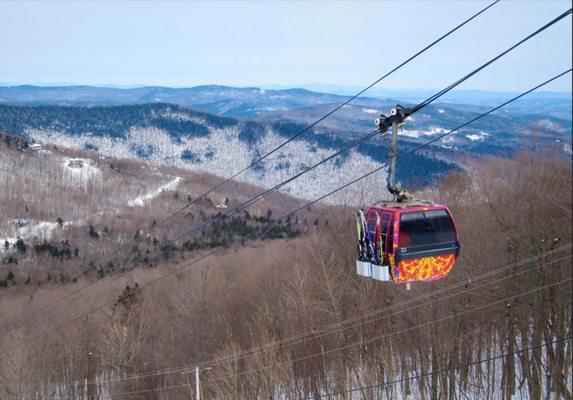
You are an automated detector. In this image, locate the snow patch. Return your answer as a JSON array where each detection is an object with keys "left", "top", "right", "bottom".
[
  {"left": 400, "top": 127, "right": 447, "bottom": 138},
  {"left": 537, "top": 119, "right": 564, "bottom": 132},
  {"left": 0, "top": 220, "right": 65, "bottom": 253},
  {"left": 162, "top": 112, "right": 193, "bottom": 121},
  {"left": 161, "top": 111, "right": 206, "bottom": 125},
  {"left": 426, "top": 127, "right": 447, "bottom": 135},
  {"left": 128, "top": 177, "right": 182, "bottom": 207},
  {"left": 400, "top": 130, "right": 421, "bottom": 139},
  {"left": 438, "top": 109, "right": 445, "bottom": 114},
  {"left": 24, "top": 221, "right": 59, "bottom": 239},
  {"left": 441, "top": 135, "right": 455, "bottom": 149},
  {"left": 466, "top": 131, "right": 490, "bottom": 142},
  {"left": 362, "top": 108, "right": 379, "bottom": 114},
  {"left": 0, "top": 237, "right": 18, "bottom": 253},
  {"left": 61, "top": 157, "right": 101, "bottom": 182}
]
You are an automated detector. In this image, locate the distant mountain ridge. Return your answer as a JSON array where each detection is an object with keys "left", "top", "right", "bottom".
[
  {"left": 0, "top": 84, "right": 384, "bottom": 117},
  {"left": 1, "top": 84, "right": 570, "bottom": 120},
  {"left": 270, "top": 84, "right": 572, "bottom": 119}
]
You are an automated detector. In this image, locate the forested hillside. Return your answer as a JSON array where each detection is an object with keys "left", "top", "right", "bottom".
[
  {"left": 0, "top": 148, "right": 570, "bottom": 399},
  {"left": 0, "top": 131, "right": 311, "bottom": 288},
  {"left": 0, "top": 103, "right": 457, "bottom": 202}
]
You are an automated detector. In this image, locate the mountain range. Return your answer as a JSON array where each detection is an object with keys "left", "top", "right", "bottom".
[
  {"left": 1, "top": 84, "right": 571, "bottom": 120},
  {"left": 0, "top": 85, "right": 570, "bottom": 204}
]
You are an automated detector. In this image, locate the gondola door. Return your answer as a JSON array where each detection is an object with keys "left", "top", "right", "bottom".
[
  {"left": 366, "top": 210, "right": 381, "bottom": 264},
  {"left": 378, "top": 211, "right": 393, "bottom": 265},
  {"left": 367, "top": 209, "right": 394, "bottom": 281}
]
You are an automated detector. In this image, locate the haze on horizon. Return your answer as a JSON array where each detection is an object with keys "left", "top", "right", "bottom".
[{"left": 0, "top": 0, "right": 572, "bottom": 93}]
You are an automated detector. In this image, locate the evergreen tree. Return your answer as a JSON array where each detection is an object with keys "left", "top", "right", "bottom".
[
  {"left": 15, "top": 237, "right": 26, "bottom": 253},
  {"left": 88, "top": 225, "right": 99, "bottom": 239}
]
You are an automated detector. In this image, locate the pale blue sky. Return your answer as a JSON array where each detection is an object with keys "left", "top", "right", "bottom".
[{"left": 0, "top": 0, "right": 571, "bottom": 92}]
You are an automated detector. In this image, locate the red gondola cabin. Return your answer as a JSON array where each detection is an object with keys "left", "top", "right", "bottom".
[{"left": 356, "top": 201, "right": 460, "bottom": 283}]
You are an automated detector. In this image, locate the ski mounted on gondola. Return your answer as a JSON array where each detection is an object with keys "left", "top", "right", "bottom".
[{"left": 355, "top": 105, "right": 460, "bottom": 284}]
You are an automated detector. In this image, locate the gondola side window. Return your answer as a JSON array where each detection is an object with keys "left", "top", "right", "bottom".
[
  {"left": 380, "top": 213, "right": 391, "bottom": 250},
  {"left": 367, "top": 212, "right": 379, "bottom": 238},
  {"left": 387, "top": 222, "right": 394, "bottom": 252}
]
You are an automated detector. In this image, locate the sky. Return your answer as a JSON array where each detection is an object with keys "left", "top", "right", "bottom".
[{"left": 0, "top": 0, "right": 571, "bottom": 92}]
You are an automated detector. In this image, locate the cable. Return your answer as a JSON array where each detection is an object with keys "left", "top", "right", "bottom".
[
  {"left": 10, "top": 5, "right": 572, "bottom": 338},
  {"left": 303, "top": 68, "right": 573, "bottom": 214},
  {"left": 0, "top": 128, "right": 380, "bottom": 336},
  {"left": 305, "top": 336, "right": 572, "bottom": 399},
  {"left": 12, "top": 246, "right": 570, "bottom": 392},
  {"left": 6, "top": 66, "right": 571, "bottom": 351},
  {"left": 21, "top": 246, "right": 565, "bottom": 392},
  {"left": 81, "top": 334, "right": 573, "bottom": 399},
  {"left": 80, "top": 277, "right": 572, "bottom": 399},
  {"left": 412, "top": 7, "right": 573, "bottom": 113},
  {"left": 151, "top": 0, "right": 502, "bottom": 227},
  {"left": 14, "top": 5, "right": 573, "bottom": 334},
  {"left": 178, "top": 255, "right": 573, "bottom": 379},
  {"left": 7, "top": 0, "right": 502, "bottom": 319},
  {"left": 67, "top": 250, "right": 573, "bottom": 389},
  {"left": 54, "top": 66, "right": 573, "bottom": 386},
  {"left": 5, "top": 5, "right": 573, "bottom": 398},
  {"left": 200, "top": 275, "right": 573, "bottom": 387},
  {"left": 10, "top": 12, "right": 573, "bottom": 334}
]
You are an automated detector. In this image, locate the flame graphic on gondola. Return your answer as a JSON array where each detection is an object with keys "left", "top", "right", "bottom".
[{"left": 392, "top": 254, "right": 456, "bottom": 283}]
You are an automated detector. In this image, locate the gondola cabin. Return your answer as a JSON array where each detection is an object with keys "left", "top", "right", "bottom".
[{"left": 356, "top": 201, "right": 460, "bottom": 283}]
